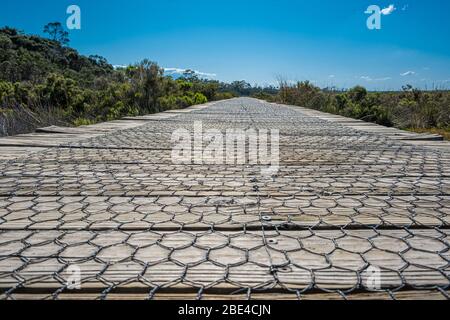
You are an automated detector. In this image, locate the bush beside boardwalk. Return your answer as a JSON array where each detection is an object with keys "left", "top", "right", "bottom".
[
  {"left": 254, "top": 81, "right": 450, "bottom": 140},
  {"left": 0, "top": 27, "right": 237, "bottom": 136}
]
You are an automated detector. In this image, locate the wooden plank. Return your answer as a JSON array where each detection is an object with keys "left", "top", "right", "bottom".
[
  {"left": 1, "top": 98, "right": 449, "bottom": 300},
  {"left": 6, "top": 290, "right": 446, "bottom": 300},
  {"left": 0, "top": 195, "right": 448, "bottom": 230},
  {"left": 0, "top": 147, "right": 47, "bottom": 161},
  {"left": 0, "top": 229, "right": 448, "bottom": 292},
  {"left": 279, "top": 102, "right": 450, "bottom": 150},
  {"left": 0, "top": 102, "right": 215, "bottom": 153}
]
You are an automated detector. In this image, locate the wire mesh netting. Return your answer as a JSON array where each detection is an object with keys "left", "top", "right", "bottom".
[{"left": 0, "top": 98, "right": 449, "bottom": 300}]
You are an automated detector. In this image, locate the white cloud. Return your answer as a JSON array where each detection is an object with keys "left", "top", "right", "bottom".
[
  {"left": 113, "top": 64, "right": 127, "bottom": 69},
  {"left": 360, "top": 76, "right": 391, "bottom": 82},
  {"left": 195, "top": 71, "right": 217, "bottom": 78},
  {"left": 381, "top": 4, "right": 396, "bottom": 15},
  {"left": 164, "top": 67, "right": 216, "bottom": 78},
  {"left": 164, "top": 67, "right": 185, "bottom": 73},
  {"left": 328, "top": 75, "right": 335, "bottom": 78},
  {"left": 374, "top": 77, "right": 392, "bottom": 81},
  {"left": 400, "top": 71, "right": 416, "bottom": 76}
]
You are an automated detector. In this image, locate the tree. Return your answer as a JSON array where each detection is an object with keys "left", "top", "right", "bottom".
[
  {"left": 43, "top": 22, "right": 69, "bottom": 45},
  {"left": 127, "top": 59, "right": 165, "bottom": 112},
  {"left": 181, "top": 69, "right": 198, "bottom": 81},
  {"left": 347, "top": 85, "right": 367, "bottom": 103},
  {"left": 89, "top": 55, "right": 109, "bottom": 68}
]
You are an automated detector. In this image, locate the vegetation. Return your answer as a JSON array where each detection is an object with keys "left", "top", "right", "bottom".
[
  {"left": 43, "top": 22, "right": 69, "bottom": 46},
  {"left": 260, "top": 80, "right": 450, "bottom": 139},
  {"left": 1, "top": 26, "right": 448, "bottom": 140},
  {"left": 0, "top": 26, "right": 237, "bottom": 136}
]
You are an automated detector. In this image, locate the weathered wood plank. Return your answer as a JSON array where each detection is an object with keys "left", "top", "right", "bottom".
[
  {"left": 1, "top": 98, "right": 449, "bottom": 299},
  {"left": 0, "top": 229, "right": 448, "bottom": 293},
  {"left": 0, "top": 195, "right": 448, "bottom": 230},
  {"left": 4, "top": 290, "right": 448, "bottom": 300}
]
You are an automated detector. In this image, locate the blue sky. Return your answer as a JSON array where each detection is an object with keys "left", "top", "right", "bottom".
[{"left": 1, "top": 0, "right": 450, "bottom": 89}]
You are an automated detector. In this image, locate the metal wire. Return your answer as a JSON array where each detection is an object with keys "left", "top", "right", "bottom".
[{"left": 0, "top": 98, "right": 449, "bottom": 300}]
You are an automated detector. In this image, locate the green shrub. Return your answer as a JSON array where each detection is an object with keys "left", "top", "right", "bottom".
[
  {"left": 193, "top": 92, "right": 207, "bottom": 104},
  {"left": 73, "top": 117, "right": 95, "bottom": 126},
  {"left": 0, "top": 80, "right": 14, "bottom": 102},
  {"left": 216, "top": 92, "right": 236, "bottom": 100},
  {"left": 272, "top": 82, "right": 449, "bottom": 131}
]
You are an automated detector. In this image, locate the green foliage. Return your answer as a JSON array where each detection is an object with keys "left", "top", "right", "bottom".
[
  {"left": 194, "top": 92, "right": 208, "bottom": 104},
  {"left": 157, "top": 92, "right": 208, "bottom": 110},
  {"left": 273, "top": 82, "right": 449, "bottom": 130},
  {"left": 346, "top": 85, "right": 367, "bottom": 103},
  {"left": 215, "top": 92, "right": 237, "bottom": 100},
  {"left": 279, "top": 81, "right": 327, "bottom": 110},
  {"left": 43, "top": 22, "right": 69, "bottom": 45},
  {"left": 0, "top": 80, "right": 14, "bottom": 102},
  {"left": 0, "top": 27, "right": 114, "bottom": 84},
  {"left": 73, "top": 117, "right": 95, "bottom": 126},
  {"left": 0, "top": 27, "right": 238, "bottom": 136}
]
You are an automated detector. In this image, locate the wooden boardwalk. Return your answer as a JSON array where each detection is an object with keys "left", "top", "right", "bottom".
[{"left": 0, "top": 97, "right": 449, "bottom": 300}]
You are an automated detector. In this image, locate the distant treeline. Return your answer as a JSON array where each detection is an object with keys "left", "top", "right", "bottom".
[
  {"left": 0, "top": 26, "right": 274, "bottom": 136},
  {"left": 253, "top": 81, "right": 450, "bottom": 139}
]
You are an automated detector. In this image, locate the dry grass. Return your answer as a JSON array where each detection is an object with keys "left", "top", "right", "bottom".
[
  {"left": 0, "top": 105, "right": 68, "bottom": 137},
  {"left": 406, "top": 128, "right": 450, "bottom": 141}
]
